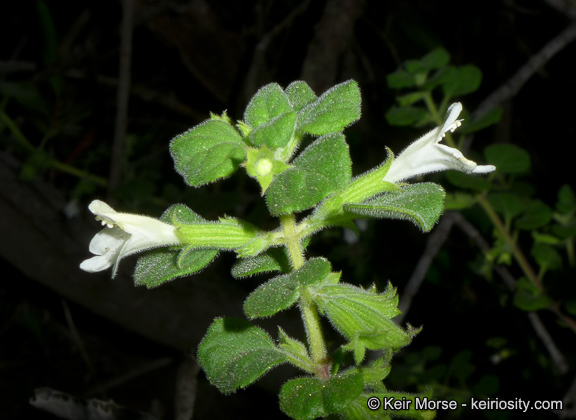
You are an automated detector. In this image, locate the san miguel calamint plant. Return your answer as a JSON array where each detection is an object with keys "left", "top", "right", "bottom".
[{"left": 81, "top": 80, "right": 494, "bottom": 419}]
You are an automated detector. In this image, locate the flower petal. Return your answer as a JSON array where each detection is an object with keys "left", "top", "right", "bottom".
[
  {"left": 439, "top": 102, "right": 462, "bottom": 137},
  {"left": 81, "top": 200, "right": 183, "bottom": 277},
  {"left": 383, "top": 102, "right": 495, "bottom": 183},
  {"left": 80, "top": 255, "right": 115, "bottom": 273},
  {"left": 88, "top": 227, "right": 130, "bottom": 256}
]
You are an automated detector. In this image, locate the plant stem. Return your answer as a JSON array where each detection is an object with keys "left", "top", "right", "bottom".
[
  {"left": 476, "top": 194, "right": 540, "bottom": 289},
  {"left": 423, "top": 92, "right": 443, "bottom": 125},
  {"left": 299, "top": 160, "right": 397, "bottom": 238},
  {"left": 280, "top": 214, "right": 305, "bottom": 269},
  {"left": 280, "top": 213, "right": 328, "bottom": 378},
  {"left": 299, "top": 289, "right": 328, "bottom": 378},
  {"left": 1, "top": 112, "right": 108, "bottom": 186}
]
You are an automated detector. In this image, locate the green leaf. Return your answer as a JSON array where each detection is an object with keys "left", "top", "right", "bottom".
[
  {"left": 161, "top": 203, "right": 205, "bottom": 224},
  {"left": 170, "top": 120, "right": 245, "bottom": 187},
  {"left": 134, "top": 246, "right": 218, "bottom": 288},
  {"left": 396, "top": 92, "right": 426, "bottom": 107},
  {"left": 244, "top": 83, "right": 293, "bottom": 128},
  {"left": 249, "top": 111, "right": 296, "bottom": 149},
  {"left": 488, "top": 193, "right": 525, "bottom": 222},
  {"left": 557, "top": 184, "right": 576, "bottom": 215},
  {"left": 484, "top": 144, "right": 530, "bottom": 175},
  {"left": 387, "top": 69, "right": 416, "bottom": 89},
  {"left": 344, "top": 183, "right": 445, "bottom": 232},
  {"left": 448, "top": 349, "right": 475, "bottom": 382},
  {"left": 513, "top": 277, "right": 551, "bottom": 311},
  {"left": 419, "top": 47, "right": 450, "bottom": 71},
  {"left": 279, "top": 372, "right": 363, "bottom": 419},
  {"left": 311, "top": 283, "right": 414, "bottom": 350},
  {"left": 421, "top": 66, "right": 453, "bottom": 91},
  {"left": 197, "top": 318, "right": 286, "bottom": 394},
  {"left": 298, "top": 80, "right": 361, "bottom": 135},
  {"left": 359, "top": 357, "right": 391, "bottom": 386},
  {"left": 445, "top": 171, "right": 491, "bottom": 192},
  {"left": 285, "top": 81, "right": 317, "bottom": 112},
  {"left": 341, "top": 389, "right": 435, "bottom": 420},
  {"left": 531, "top": 243, "right": 562, "bottom": 271},
  {"left": 244, "top": 258, "right": 331, "bottom": 318},
  {"left": 278, "top": 328, "right": 314, "bottom": 373},
  {"left": 532, "top": 231, "right": 562, "bottom": 246},
  {"left": 133, "top": 203, "right": 220, "bottom": 287},
  {"left": 444, "top": 192, "right": 477, "bottom": 210},
  {"left": 231, "top": 247, "right": 292, "bottom": 278},
  {"left": 442, "top": 64, "right": 482, "bottom": 98},
  {"left": 266, "top": 133, "right": 352, "bottom": 215},
  {"left": 385, "top": 106, "right": 428, "bottom": 126},
  {"left": 515, "top": 200, "right": 552, "bottom": 230},
  {"left": 244, "top": 273, "right": 300, "bottom": 318},
  {"left": 460, "top": 107, "right": 502, "bottom": 134}
]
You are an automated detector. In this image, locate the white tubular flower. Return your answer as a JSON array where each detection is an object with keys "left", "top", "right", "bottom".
[
  {"left": 80, "top": 200, "right": 181, "bottom": 277},
  {"left": 383, "top": 102, "right": 496, "bottom": 184}
]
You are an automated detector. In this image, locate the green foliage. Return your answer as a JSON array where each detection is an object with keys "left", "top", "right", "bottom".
[
  {"left": 459, "top": 107, "right": 502, "bottom": 134},
  {"left": 385, "top": 47, "right": 487, "bottom": 130},
  {"left": 515, "top": 200, "right": 552, "bottom": 230},
  {"left": 134, "top": 247, "right": 218, "bottom": 288},
  {"left": 297, "top": 80, "right": 361, "bottom": 135},
  {"left": 513, "top": 278, "right": 551, "bottom": 311},
  {"left": 441, "top": 65, "right": 482, "bottom": 98},
  {"left": 266, "top": 133, "right": 352, "bottom": 215},
  {"left": 134, "top": 204, "right": 219, "bottom": 287},
  {"left": 285, "top": 81, "right": 318, "bottom": 112},
  {"left": 312, "top": 283, "right": 415, "bottom": 362},
  {"left": 170, "top": 119, "right": 246, "bottom": 187},
  {"left": 244, "top": 83, "right": 293, "bottom": 129},
  {"left": 445, "top": 171, "right": 491, "bottom": 192},
  {"left": 231, "top": 247, "right": 292, "bottom": 278},
  {"left": 277, "top": 328, "right": 314, "bottom": 373},
  {"left": 344, "top": 183, "right": 446, "bottom": 232},
  {"left": 244, "top": 258, "right": 331, "bottom": 318},
  {"left": 245, "top": 83, "right": 296, "bottom": 149},
  {"left": 197, "top": 318, "right": 287, "bottom": 394},
  {"left": 385, "top": 106, "right": 429, "bottom": 126},
  {"left": 279, "top": 371, "right": 363, "bottom": 420},
  {"left": 484, "top": 144, "right": 530, "bottom": 175},
  {"left": 488, "top": 193, "right": 524, "bottom": 223},
  {"left": 78, "top": 74, "right": 521, "bottom": 419},
  {"left": 244, "top": 146, "right": 291, "bottom": 193}
]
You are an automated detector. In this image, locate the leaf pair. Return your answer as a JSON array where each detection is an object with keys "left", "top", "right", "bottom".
[{"left": 170, "top": 80, "right": 361, "bottom": 190}]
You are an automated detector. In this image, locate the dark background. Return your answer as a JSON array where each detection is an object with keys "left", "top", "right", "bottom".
[{"left": 1, "top": 0, "right": 575, "bottom": 419}]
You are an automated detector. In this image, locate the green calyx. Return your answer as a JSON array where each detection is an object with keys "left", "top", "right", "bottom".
[{"left": 243, "top": 146, "right": 291, "bottom": 194}]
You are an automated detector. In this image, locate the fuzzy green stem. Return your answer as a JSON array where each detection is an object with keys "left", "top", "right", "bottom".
[
  {"left": 299, "top": 289, "right": 329, "bottom": 378},
  {"left": 477, "top": 194, "right": 540, "bottom": 289},
  {"left": 339, "top": 162, "right": 396, "bottom": 204},
  {"left": 423, "top": 92, "right": 443, "bottom": 125},
  {"left": 299, "top": 161, "right": 397, "bottom": 239},
  {"left": 280, "top": 214, "right": 305, "bottom": 269},
  {"left": 280, "top": 214, "right": 328, "bottom": 378}
]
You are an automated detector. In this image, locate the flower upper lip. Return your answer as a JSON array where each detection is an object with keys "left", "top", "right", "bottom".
[
  {"left": 383, "top": 102, "right": 496, "bottom": 184},
  {"left": 80, "top": 200, "right": 181, "bottom": 277}
]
